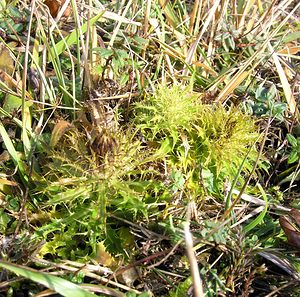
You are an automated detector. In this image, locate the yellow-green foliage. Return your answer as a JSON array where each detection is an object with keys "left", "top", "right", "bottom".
[
  {"left": 35, "top": 126, "right": 153, "bottom": 259},
  {"left": 194, "top": 105, "right": 259, "bottom": 176},
  {"left": 135, "top": 84, "right": 202, "bottom": 140},
  {"left": 136, "top": 84, "right": 260, "bottom": 183}
]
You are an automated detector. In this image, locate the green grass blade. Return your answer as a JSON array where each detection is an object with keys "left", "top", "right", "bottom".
[
  {"left": 158, "top": 0, "right": 180, "bottom": 28},
  {"left": 0, "top": 107, "right": 24, "bottom": 128},
  {"left": 282, "top": 32, "right": 300, "bottom": 43},
  {"left": 0, "top": 121, "right": 28, "bottom": 183},
  {"left": 0, "top": 261, "right": 96, "bottom": 297},
  {"left": 244, "top": 183, "right": 268, "bottom": 232},
  {"left": 50, "top": 13, "right": 104, "bottom": 59},
  {"left": 225, "top": 148, "right": 251, "bottom": 210}
]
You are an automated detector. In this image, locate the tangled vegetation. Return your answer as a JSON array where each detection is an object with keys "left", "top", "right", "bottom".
[{"left": 0, "top": 0, "right": 300, "bottom": 296}]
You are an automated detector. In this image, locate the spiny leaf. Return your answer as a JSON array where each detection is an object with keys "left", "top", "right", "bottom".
[
  {"left": 50, "top": 120, "right": 74, "bottom": 148},
  {"left": 95, "top": 242, "right": 116, "bottom": 267}
]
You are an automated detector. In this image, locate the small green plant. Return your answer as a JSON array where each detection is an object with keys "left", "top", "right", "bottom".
[
  {"left": 193, "top": 105, "right": 259, "bottom": 179},
  {"left": 136, "top": 85, "right": 260, "bottom": 195},
  {"left": 246, "top": 84, "right": 287, "bottom": 121},
  {"left": 33, "top": 120, "right": 161, "bottom": 260},
  {"left": 286, "top": 133, "right": 300, "bottom": 164},
  {"left": 135, "top": 84, "right": 202, "bottom": 142},
  {"left": 169, "top": 277, "right": 192, "bottom": 297}
]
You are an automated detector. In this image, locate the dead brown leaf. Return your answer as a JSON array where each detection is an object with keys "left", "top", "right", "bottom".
[
  {"left": 291, "top": 209, "right": 300, "bottom": 227},
  {"left": 279, "top": 209, "right": 300, "bottom": 249},
  {"left": 44, "top": 0, "right": 71, "bottom": 18},
  {"left": 50, "top": 120, "right": 74, "bottom": 148},
  {"left": 95, "top": 242, "right": 116, "bottom": 267},
  {"left": 0, "top": 44, "right": 14, "bottom": 76}
]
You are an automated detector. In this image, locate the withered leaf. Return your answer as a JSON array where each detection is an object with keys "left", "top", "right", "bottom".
[
  {"left": 279, "top": 210, "right": 300, "bottom": 249},
  {"left": 291, "top": 208, "right": 300, "bottom": 227},
  {"left": 259, "top": 251, "right": 300, "bottom": 279},
  {"left": 119, "top": 267, "right": 139, "bottom": 287},
  {"left": 50, "top": 120, "right": 74, "bottom": 148},
  {"left": 44, "top": 0, "right": 71, "bottom": 18},
  {"left": 95, "top": 242, "right": 116, "bottom": 267},
  {"left": 0, "top": 44, "right": 14, "bottom": 76}
]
